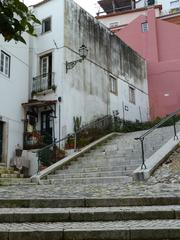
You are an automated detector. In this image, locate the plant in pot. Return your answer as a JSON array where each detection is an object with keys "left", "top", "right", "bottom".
[{"left": 65, "top": 134, "right": 75, "bottom": 149}]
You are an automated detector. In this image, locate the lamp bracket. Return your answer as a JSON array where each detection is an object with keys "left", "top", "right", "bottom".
[{"left": 66, "top": 58, "right": 83, "bottom": 73}]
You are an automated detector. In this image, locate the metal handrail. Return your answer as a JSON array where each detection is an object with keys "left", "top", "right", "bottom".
[
  {"left": 36, "top": 114, "right": 112, "bottom": 173},
  {"left": 135, "top": 108, "right": 180, "bottom": 169}
]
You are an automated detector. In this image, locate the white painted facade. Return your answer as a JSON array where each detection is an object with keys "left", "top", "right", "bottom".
[
  {"left": 0, "top": 0, "right": 149, "bottom": 167},
  {"left": 30, "top": 0, "right": 149, "bottom": 139},
  {"left": 0, "top": 35, "right": 29, "bottom": 166},
  {"left": 136, "top": 0, "right": 180, "bottom": 12}
]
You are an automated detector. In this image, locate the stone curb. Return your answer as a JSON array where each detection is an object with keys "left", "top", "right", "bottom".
[{"left": 133, "top": 131, "right": 180, "bottom": 181}]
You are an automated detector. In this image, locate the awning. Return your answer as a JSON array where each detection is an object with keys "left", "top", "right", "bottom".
[{"left": 22, "top": 100, "right": 57, "bottom": 108}]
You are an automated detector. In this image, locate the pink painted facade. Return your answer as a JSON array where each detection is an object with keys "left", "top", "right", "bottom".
[{"left": 114, "top": 8, "right": 180, "bottom": 119}]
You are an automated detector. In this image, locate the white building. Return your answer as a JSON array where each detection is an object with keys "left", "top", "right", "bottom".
[
  {"left": 0, "top": 35, "right": 29, "bottom": 166},
  {"left": 0, "top": 0, "right": 149, "bottom": 168},
  {"left": 137, "top": 0, "right": 180, "bottom": 13}
]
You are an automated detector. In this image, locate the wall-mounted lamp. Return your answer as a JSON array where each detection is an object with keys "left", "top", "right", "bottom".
[{"left": 66, "top": 44, "right": 88, "bottom": 73}]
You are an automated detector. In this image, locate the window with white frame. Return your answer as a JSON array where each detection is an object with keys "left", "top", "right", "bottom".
[
  {"left": 0, "top": 51, "right": 10, "bottom": 77},
  {"left": 129, "top": 86, "right": 136, "bottom": 104},
  {"left": 42, "top": 17, "right": 51, "bottom": 33},
  {"left": 110, "top": 75, "right": 118, "bottom": 95},
  {"left": 141, "top": 22, "right": 149, "bottom": 32}
]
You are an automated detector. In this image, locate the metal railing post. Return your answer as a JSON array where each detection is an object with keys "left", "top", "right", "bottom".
[
  {"left": 173, "top": 115, "right": 178, "bottom": 140},
  {"left": 37, "top": 153, "right": 40, "bottom": 174},
  {"left": 74, "top": 132, "right": 77, "bottom": 152},
  {"left": 140, "top": 138, "right": 146, "bottom": 169}
]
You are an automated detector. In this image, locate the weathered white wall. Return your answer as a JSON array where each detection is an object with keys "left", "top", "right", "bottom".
[
  {"left": 0, "top": 35, "right": 29, "bottom": 165},
  {"left": 30, "top": 0, "right": 65, "bottom": 141},
  {"left": 30, "top": 0, "right": 149, "bottom": 142},
  {"left": 63, "top": 0, "right": 149, "bottom": 134}
]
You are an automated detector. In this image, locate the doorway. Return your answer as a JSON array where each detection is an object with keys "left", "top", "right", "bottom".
[{"left": 41, "top": 111, "right": 53, "bottom": 144}]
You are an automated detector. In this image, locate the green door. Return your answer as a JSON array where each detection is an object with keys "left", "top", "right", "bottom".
[{"left": 0, "top": 122, "right": 3, "bottom": 162}]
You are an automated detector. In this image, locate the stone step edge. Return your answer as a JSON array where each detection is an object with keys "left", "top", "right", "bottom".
[
  {"left": 0, "top": 205, "right": 179, "bottom": 223},
  {"left": 0, "top": 196, "right": 180, "bottom": 208},
  {"left": 0, "top": 220, "right": 180, "bottom": 240},
  {"left": 48, "top": 173, "right": 133, "bottom": 179}
]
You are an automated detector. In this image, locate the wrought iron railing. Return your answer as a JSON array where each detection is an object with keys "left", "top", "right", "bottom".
[
  {"left": 32, "top": 72, "right": 55, "bottom": 93},
  {"left": 135, "top": 109, "right": 180, "bottom": 169},
  {"left": 36, "top": 115, "right": 113, "bottom": 173}
]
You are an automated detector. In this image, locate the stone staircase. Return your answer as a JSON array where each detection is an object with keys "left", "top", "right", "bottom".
[
  {"left": 0, "top": 196, "right": 180, "bottom": 239},
  {"left": 0, "top": 167, "right": 34, "bottom": 186},
  {"left": 0, "top": 125, "right": 179, "bottom": 239},
  {"left": 43, "top": 125, "right": 180, "bottom": 185}
]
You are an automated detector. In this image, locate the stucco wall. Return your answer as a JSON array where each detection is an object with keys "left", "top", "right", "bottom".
[
  {"left": 116, "top": 8, "right": 180, "bottom": 118},
  {"left": 30, "top": 0, "right": 149, "bottom": 141},
  {"left": 62, "top": 0, "right": 149, "bottom": 130},
  {"left": 0, "top": 35, "right": 29, "bottom": 165}
]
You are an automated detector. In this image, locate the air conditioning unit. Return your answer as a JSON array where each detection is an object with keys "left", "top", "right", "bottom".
[{"left": 109, "top": 22, "right": 119, "bottom": 28}]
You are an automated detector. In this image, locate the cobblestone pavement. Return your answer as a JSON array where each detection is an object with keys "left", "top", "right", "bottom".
[
  {"left": 0, "top": 147, "right": 179, "bottom": 200},
  {"left": 0, "top": 179, "right": 179, "bottom": 199}
]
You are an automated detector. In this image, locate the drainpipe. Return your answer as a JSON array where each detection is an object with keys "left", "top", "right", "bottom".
[{"left": 112, "top": 0, "right": 116, "bottom": 12}]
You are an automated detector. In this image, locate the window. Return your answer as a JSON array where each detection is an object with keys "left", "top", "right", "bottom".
[
  {"left": 42, "top": 17, "right": 51, "bottom": 33},
  {"left": 129, "top": 86, "right": 135, "bottom": 104},
  {"left": 147, "top": 0, "right": 155, "bottom": 6},
  {"left": 39, "top": 53, "right": 52, "bottom": 90},
  {"left": 110, "top": 76, "right": 118, "bottom": 94},
  {"left": 0, "top": 51, "right": 10, "bottom": 77},
  {"left": 141, "top": 22, "right": 149, "bottom": 32}
]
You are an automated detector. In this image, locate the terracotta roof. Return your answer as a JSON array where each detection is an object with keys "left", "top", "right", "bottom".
[{"left": 96, "top": 4, "right": 162, "bottom": 19}]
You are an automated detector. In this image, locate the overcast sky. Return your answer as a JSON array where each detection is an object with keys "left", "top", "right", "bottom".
[{"left": 24, "top": 0, "right": 100, "bottom": 16}]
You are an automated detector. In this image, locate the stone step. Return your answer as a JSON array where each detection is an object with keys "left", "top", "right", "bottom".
[
  {"left": 0, "top": 178, "right": 34, "bottom": 186},
  {"left": 0, "top": 173, "right": 20, "bottom": 178},
  {"left": 0, "top": 219, "right": 180, "bottom": 240},
  {"left": 0, "top": 205, "right": 179, "bottom": 223},
  {"left": 57, "top": 165, "right": 139, "bottom": 174},
  {"left": 74, "top": 156, "right": 141, "bottom": 165},
  {"left": 48, "top": 170, "right": 134, "bottom": 179},
  {"left": 48, "top": 176, "right": 132, "bottom": 185},
  {"left": 0, "top": 196, "right": 180, "bottom": 208},
  {"left": 67, "top": 161, "right": 140, "bottom": 169}
]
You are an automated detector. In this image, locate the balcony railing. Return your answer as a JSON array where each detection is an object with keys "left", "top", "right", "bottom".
[{"left": 32, "top": 72, "right": 55, "bottom": 94}]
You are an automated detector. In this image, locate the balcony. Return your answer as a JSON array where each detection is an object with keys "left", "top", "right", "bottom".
[{"left": 32, "top": 72, "right": 55, "bottom": 95}]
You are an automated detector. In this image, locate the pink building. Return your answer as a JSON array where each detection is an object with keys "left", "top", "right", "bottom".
[
  {"left": 115, "top": 8, "right": 180, "bottom": 119},
  {"left": 97, "top": 1, "right": 180, "bottom": 119}
]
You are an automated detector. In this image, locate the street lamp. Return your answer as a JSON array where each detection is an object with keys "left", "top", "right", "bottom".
[{"left": 66, "top": 44, "right": 88, "bottom": 73}]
